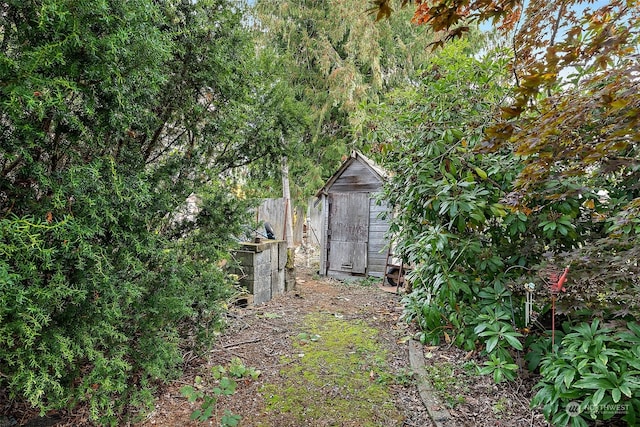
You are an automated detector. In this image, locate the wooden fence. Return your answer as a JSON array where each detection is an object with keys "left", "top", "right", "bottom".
[{"left": 254, "top": 198, "right": 322, "bottom": 247}]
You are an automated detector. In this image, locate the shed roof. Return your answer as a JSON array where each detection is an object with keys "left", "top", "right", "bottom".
[{"left": 315, "top": 150, "right": 388, "bottom": 198}]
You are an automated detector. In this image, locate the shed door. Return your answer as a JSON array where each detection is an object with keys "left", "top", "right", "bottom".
[{"left": 327, "top": 193, "right": 369, "bottom": 274}]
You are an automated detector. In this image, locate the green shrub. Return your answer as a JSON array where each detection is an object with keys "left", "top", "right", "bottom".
[
  {"left": 0, "top": 0, "right": 282, "bottom": 423},
  {"left": 531, "top": 319, "right": 640, "bottom": 426},
  {"left": 0, "top": 170, "right": 247, "bottom": 424}
]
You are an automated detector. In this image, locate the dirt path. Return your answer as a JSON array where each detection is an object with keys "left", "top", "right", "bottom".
[
  {"left": 138, "top": 264, "right": 434, "bottom": 427},
  {"left": 134, "top": 256, "right": 550, "bottom": 427},
  {"left": 9, "top": 256, "right": 548, "bottom": 426}
]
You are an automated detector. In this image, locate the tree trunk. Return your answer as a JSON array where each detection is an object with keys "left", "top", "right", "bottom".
[{"left": 281, "top": 156, "right": 294, "bottom": 249}]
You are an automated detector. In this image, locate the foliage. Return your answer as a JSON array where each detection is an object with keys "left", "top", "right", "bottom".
[
  {"left": 370, "top": 0, "right": 640, "bottom": 319},
  {"left": 531, "top": 319, "right": 640, "bottom": 426},
  {"left": 0, "top": 0, "right": 281, "bottom": 423},
  {"left": 363, "top": 8, "right": 640, "bottom": 426},
  {"left": 250, "top": 0, "right": 438, "bottom": 202},
  {"left": 180, "top": 358, "right": 260, "bottom": 425},
  {"left": 363, "top": 36, "right": 530, "bottom": 373},
  {"left": 478, "top": 354, "right": 519, "bottom": 384},
  {"left": 474, "top": 304, "right": 523, "bottom": 383},
  {"left": 227, "top": 356, "right": 262, "bottom": 380},
  {"left": 373, "top": 0, "right": 639, "bottom": 147}
]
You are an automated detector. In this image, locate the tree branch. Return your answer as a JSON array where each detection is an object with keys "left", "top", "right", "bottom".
[
  {"left": 1, "top": 155, "right": 23, "bottom": 178},
  {"left": 145, "top": 128, "right": 188, "bottom": 165},
  {"left": 546, "top": 3, "right": 566, "bottom": 97}
]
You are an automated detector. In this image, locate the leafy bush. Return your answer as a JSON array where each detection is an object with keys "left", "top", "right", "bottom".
[
  {"left": 366, "top": 38, "right": 531, "bottom": 383},
  {"left": 532, "top": 319, "right": 640, "bottom": 426},
  {"left": 358, "top": 8, "right": 640, "bottom": 427},
  {"left": 360, "top": 33, "right": 640, "bottom": 427}
]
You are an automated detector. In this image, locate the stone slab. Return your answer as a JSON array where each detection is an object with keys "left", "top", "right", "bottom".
[{"left": 408, "top": 339, "right": 454, "bottom": 427}]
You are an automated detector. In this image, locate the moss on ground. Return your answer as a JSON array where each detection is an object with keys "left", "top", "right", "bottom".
[
  {"left": 422, "top": 361, "right": 468, "bottom": 408},
  {"left": 260, "top": 312, "right": 404, "bottom": 426}
]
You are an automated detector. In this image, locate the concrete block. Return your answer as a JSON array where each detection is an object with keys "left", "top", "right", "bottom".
[
  {"left": 272, "top": 269, "right": 285, "bottom": 296},
  {"left": 278, "top": 242, "right": 287, "bottom": 270},
  {"left": 232, "top": 239, "right": 291, "bottom": 305}
]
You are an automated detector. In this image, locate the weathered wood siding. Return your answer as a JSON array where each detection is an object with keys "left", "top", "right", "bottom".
[
  {"left": 367, "top": 198, "right": 390, "bottom": 277},
  {"left": 293, "top": 205, "right": 305, "bottom": 245},
  {"left": 306, "top": 198, "right": 322, "bottom": 247},
  {"left": 257, "top": 198, "right": 285, "bottom": 240},
  {"left": 330, "top": 161, "right": 382, "bottom": 193},
  {"left": 319, "top": 195, "right": 328, "bottom": 274},
  {"left": 317, "top": 151, "right": 391, "bottom": 278},
  {"left": 255, "top": 198, "right": 306, "bottom": 244}
]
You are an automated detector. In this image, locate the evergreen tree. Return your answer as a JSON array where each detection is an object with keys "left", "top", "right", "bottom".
[{"left": 0, "top": 0, "right": 281, "bottom": 422}]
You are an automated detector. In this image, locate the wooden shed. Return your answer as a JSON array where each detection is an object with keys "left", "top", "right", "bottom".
[{"left": 315, "top": 151, "right": 390, "bottom": 279}]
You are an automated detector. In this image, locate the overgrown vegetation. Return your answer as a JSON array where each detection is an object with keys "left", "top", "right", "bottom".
[
  {"left": 250, "top": 0, "right": 438, "bottom": 202},
  {"left": 422, "top": 362, "right": 466, "bottom": 408},
  {"left": 3, "top": 0, "right": 639, "bottom": 424},
  {"left": 0, "top": 0, "right": 285, "bottom": 423},
  {"left": 363, "top": 1, "right": 640, "bottom": 425},
  {"left": 532, "top": 320, "right": 640, "bottom": 426},
  {"left": 364, "top": 35, "right": 530, "bottom": 381}
]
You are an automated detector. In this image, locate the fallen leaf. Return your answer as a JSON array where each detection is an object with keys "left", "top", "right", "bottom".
[{"left": 397, "top": 336, "right": 412, "bottom": 344}]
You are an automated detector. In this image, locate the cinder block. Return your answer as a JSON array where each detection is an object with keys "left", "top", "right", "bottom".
[
  {"left": 277, "top": 242, "right": 287, "bottom": 270},
  {"left": 232, "top": 239, "right": 292, "bottom": 305},
  {"left": 272, "top": 269, "right": 285, "bottom": 296}
]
